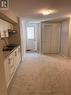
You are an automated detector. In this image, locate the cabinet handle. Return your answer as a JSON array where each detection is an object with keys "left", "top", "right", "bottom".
[
  {"left": 8, "top": 58, "right": 10, "bottom": 64},
  {"left": 15, "top": 51, "right": 17, "bottom": 56},
  {"left": 8, "top": 58, "right": 12, "bottom": 64}
]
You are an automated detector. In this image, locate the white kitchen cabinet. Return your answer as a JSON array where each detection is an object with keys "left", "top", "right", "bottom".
[
  {"left": 8, "top": 53, "right": 15, "bottom": 79},
  {"left": 13, "top": 48, "right": 18, "bottom": 71},
  {"left": 13, "top": 46, "right": 21, "bottom": 71},
  {"left": 4, "top": 57, "right": 10, "bottom": 88},
  {"left": 4, "top": 54, "right": 15, "bottom": 88},
  {"left": 0, "top": 19, "right": 4, "bottom": 37},
  {"left": 4, "top": 46, "right": 21, "bottom": 88},
  {"left": 0, "top": 19, "right": 12, "bottom": 38},
  {"left": 3, "top": 20, "right": 9, "bottom": 37}
]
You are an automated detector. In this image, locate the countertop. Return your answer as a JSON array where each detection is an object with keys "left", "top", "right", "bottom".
[{"left": 3, "top": 45, "right": 20, "bottom": 59}]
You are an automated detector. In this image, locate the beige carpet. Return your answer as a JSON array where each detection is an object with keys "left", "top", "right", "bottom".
[{"left": 8, "top": 53, "right": 71, "bottom": 95}]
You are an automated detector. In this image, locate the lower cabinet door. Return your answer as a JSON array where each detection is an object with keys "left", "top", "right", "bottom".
[
  {"left": 18, "top": 46, "right": 21, "bottom": 64},
  {"left": 4, "top": 58, "right": 10, "bottom": 88},
  {"left": 14, "top": 49, "right": 18, "bottom": 70},
  {"left": 4, "top": 46, "right": 21, "bottom": 88},
  {"left": 8, "top": 55, "right": 15, "bottom": 79}
]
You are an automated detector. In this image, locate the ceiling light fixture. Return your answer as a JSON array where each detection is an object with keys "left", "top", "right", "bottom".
[{"left": 38, "top": 9, "right": 56, "bottom": 15}]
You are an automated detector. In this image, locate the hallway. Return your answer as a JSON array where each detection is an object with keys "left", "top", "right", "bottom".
[{"left": 8, "top": 53, "right": 71, "bottom": 95}]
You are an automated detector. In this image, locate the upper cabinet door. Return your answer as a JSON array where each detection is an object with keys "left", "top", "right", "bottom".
[
  {"left": 4, "top": 21, "right": 9, "bottom": 37},
  {"left": 0, "top": 19, "right": 9, "bottom": 38},
  {"left": 0, "top": 19, "right": 4, "bottom": 37}
]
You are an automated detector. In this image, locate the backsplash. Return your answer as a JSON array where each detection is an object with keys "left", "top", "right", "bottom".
[{"left": 1, "top": 38, "right": 9, "bottom": 48}]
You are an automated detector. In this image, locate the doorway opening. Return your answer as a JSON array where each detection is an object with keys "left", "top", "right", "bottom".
[{"left": 26, "top": 25, "right": 37, "bottom": 53}]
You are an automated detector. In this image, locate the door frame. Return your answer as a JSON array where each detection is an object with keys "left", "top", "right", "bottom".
[{"left": 26, "top": 24, "right": 37, "bottom": 52}]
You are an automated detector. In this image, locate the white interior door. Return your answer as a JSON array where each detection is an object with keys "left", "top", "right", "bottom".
[
  {"left": 41, "top": 23, "right": 60, "bottom": 54},
  {"left": 50, "top": 24, "right": 60, "bottom": 53},
  {"left": 41, "top": 24, "right": 51, "bottom": 54},
  {"left": 26, "top": 26, "right": 36, "bottom": 51}
]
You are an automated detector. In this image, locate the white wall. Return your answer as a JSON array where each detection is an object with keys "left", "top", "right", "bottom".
[
  {"left": 20, "top": 17, "right": 71, "bottom": 58},
  {"left": 20, "top": 19, "right": 26, "bottom": 60},
  {"left": 68, "top": 17, "right": 71, "bottom": 57},
  {"left": 36, "top": 23, "right": 41, "bottom": 53}
]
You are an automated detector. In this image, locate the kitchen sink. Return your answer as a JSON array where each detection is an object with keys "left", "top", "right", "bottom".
[
  {"left": 3, "top": 44, "right": 17, "bottom": 51},
  {"left": 3, "top": 47, "right": 14, "bottom": 51},
  {"left": 7, "top": 44, "right": 17, "bottom": 47}
]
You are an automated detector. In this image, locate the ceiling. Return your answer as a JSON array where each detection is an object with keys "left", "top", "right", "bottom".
[{"left": 10, "top": 0, "right": 71, "bottom": 21}]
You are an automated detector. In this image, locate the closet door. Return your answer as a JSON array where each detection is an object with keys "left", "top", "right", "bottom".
[
  {"left": 41, "top": 24, "right": 52, "bottom": 54},
  {"left": 50, "top": 24, "right": 60, "bottom": 53},
  {"left": 41, "top": 23, "right": 60, "bottom": 54}
]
